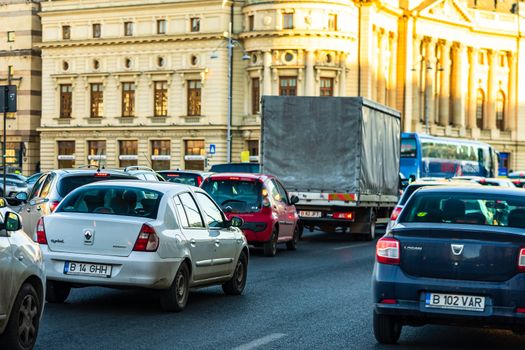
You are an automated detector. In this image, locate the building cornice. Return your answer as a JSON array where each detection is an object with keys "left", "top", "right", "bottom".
[{"left": 239, "top": 30, "right": 356, "bottom": 41}]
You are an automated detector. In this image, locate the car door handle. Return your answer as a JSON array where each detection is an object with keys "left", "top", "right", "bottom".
[
  {"left": 36, "top": 206, "right": 41, "bottom": 211},
  {"left": 17, "top": 255, "right": 24, "bottom": 261},
  {"left": 215, "top": 239, "right": 220, "bottom": 246},
  {"left": 190, "top": 239, "right": 196, "bottom": 246},
  {"left": 26, "top": 208, "right": 31, "bottom": 212}
]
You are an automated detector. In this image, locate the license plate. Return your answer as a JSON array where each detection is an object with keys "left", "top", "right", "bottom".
[
  {"left": 64, "top": 261, "right": 112, "bottom": 278},
  {"left": 299, "top": 210, "right": 322, "bottom": 218},
  {"left": 425, "top": 293, "right": 485, "bottom": 312}
]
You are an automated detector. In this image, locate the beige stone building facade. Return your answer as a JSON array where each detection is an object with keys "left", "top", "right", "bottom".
[
  {"left": 38, "top": 0, "right": 525, "bottom": 172},
  {"left": 1, "top": 0, "right": 42, "bottom": 175}
]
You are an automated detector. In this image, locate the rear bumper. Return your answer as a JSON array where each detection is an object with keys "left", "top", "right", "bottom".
[
  {"left": 42, "top": 246, "right": 181, "bottom": 290},
  {"left": 242, "top": 222, "right": 273, "bottom": 243},
  {"left": 373, "top": 263, "right": 525, "bottom": 330}
]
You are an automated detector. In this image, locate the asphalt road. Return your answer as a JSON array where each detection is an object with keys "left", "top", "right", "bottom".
[{"left": 35, "top": 230, "right": 525, "bottom": 350}]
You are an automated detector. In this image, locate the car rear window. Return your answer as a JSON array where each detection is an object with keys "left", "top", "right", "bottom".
[
  {"left": 399, "top": 192, "right": 525, "bottom": 228},
  {"left": 201, "top": 179, "right": 262, "bottom": 213},
  {"left": 209, "top": 163, "right": 260, "bottom": 173},
  {"left": 57, "top": 174, "right": 136, "bottom": 198},
  {"left": 57, "top": 186, "right": 162, "bottom": 219},
  {"left": 162, "top": 173, "right": 201, "bottom": 186}
]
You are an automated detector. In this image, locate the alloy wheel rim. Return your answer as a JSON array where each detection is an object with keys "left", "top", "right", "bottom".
[
  {"left": 176, "top": 272, "right": 186, "bottom": 304},
  {"left": 18, "top": 295, "right": 38, "bottom": 347},
  {"left": 235, "top": 260, "right": 244, "bottom": 286}
]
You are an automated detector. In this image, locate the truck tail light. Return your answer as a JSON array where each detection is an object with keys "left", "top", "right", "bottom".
[
  {"left": 332, "top": 212, "right": 354, "bottom": 220},
  {"left": 133, "top": 224, "right": 159, "bottom": 252},
  {"left": 376, "top": 237, "right": 400, "bottom": 265},
  {"left": 518, "top": 248, "right": 525, "bottom": 272},
  {"left": 36, "top": 217, "right": 47, "bottom": 245},
  {"left": 390, "top": 206, "right": 403, "bottom": 221}
]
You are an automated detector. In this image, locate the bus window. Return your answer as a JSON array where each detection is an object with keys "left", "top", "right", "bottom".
[{"left": 401, "top": 138, "right": 417, "bottom": 158}]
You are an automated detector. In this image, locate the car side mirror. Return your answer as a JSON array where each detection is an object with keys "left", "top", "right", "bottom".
[
  {"left": 5, "top": 212, "right": 21, "bottom": 231},
  {"left": 0, "top": 197, "right": 7, "bottom": 208},
  {"left": 290, "top": 195, "right": 299, "bottom": 205},
  {"left": 15, "top": 192, "right": 28, "bottom": 203},
  {"left": 229, "top": 216, "right": 244, "bottom": 228}
]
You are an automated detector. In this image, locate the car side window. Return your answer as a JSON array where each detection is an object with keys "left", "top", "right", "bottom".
[
  {"left": 173, "top": 196, "right": 189, "bottom": 227},
  {"left": 177, "top": 192, "right": 205, "bottom": 228},
  {"left": 39, "top": 173, "right": 55, "bottom": 198},
  {"left": 195, "top": 192, "right": 224, "bottom": 229},
  {"left": 29, "top": 174, "right": 47, "bottom": 200},
  {"left": 265, "top": 180, "right": 282, "bottom": 203},
  {"left": 274, "top": 180, "right": 289, "bottom": 204}
]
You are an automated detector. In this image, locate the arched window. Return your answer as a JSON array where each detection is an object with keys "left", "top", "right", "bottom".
[
  {"left": 496, "top": 90, "right": 505, "bottom": 131},
  {"left": 476, "top": 89, "right": 485, "bottom": 129}
]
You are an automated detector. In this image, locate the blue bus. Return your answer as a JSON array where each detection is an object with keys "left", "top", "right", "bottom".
[{"left": 400, "top": 133, "right": 498, "bottom": 179}]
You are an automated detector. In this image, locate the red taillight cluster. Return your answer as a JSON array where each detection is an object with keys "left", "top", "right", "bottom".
[
  {"left": 390, "top": 206, "right": 403, "bottom": 221},
  {"left": 133, "top": 224, "right": 159, "bottom": 252},
  {"left": 49, "top": 200, "right": 60, "bottom": 213},
  {"left": 376, "top": 237, "right": 400, "bottom": 265},
  {"left": 36, "top": 217, "right": 47, "bottom": 245},
  {"left": 332, "top": 212, "right": 354, "bottom": 220},
  {"left": 518, "top": 248, "right": 525, "bottom": 272},
  {"left": 197, "top": 176, "right": 203, "bottom": 187}
]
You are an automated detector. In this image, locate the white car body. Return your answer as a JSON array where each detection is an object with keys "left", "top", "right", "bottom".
[{"left": 40, "top": 181, "right": 248, "bottom": 309}]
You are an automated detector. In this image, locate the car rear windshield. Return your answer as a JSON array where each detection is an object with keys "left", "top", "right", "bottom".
[
  {"left": 399, "top": 192, "right": 525, "bottom": 228},
  {"left": 209, "top": 163, "right": 260, "bottom": 173},
  {"left": 57, "top": 174, "right": 136, "bottom": 198},
  {"left": 201, "top": 179, "right": 262, "bottom": 213},
  {"left": 161, "top": 173, "right": 201, "bottom": 186},
  {"left": 57, "top": 186, "right": 162, "bottom": 219}
]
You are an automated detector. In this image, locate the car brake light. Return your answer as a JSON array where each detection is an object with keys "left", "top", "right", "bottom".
[
  {"left": 36, "top": 217, "right": 47, "bottom": 245},
  {"left": 376, "top": 237, "right": 400, "bottom": 265},
  {"left": 262, "top": 188, "right": 271, "bottom": 207},
  {"left": 94, "top": 173, "right": 110, "bottom": 177},
  {"left": 133, "top": 224, "right": 159, "bottom": 252},
  {"left": 197, "top": 176, "right": 203, "bottom": 187},
  {"left": 380, "top": 299, "right": 398, "bottom": 304},
  {"left": 513, "top": 180, "right": 521, "bottom": 185},
  {"left": 49, "top": 200, "right": 60, "bottom": 213},
  {"left": 390, "top": 206, "right": 403, "bottom": 221},
  {"left": 518, "top": 248, "right": 525, "bottom": 272},
  {"left": 332, "top": 212, "right": 354, "bottom": 220},
  {"left": 516, "top": 307, "right": 525, "bottom": 314}
]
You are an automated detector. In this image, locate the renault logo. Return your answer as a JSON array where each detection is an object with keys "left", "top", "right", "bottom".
[
  {"left": 84, "top": 229, "right": 94, "bottom": 245},
  {"left": 451, "top": 244, "right": 464, "bottom": 256}
]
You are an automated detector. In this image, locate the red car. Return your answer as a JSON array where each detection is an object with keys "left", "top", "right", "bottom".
[{"left": 201, "top": 173, "right": 300, "bottom": 257}]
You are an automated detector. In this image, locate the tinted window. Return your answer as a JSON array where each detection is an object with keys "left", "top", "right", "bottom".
[
  {"left": 178, "top": 192, "right": 204, "bottom": 228},
  {"left": 401, "top": 138, "right": 417, "bottom": 158},
  {"left": 40, "top": 173, "right": 55, "bottom": 198},
  {"left": 202, "top": 179, "right": 262, "bottom": 213},
  {"left": 57, "top": 186, "right": 162, "bottom": 219},
  {"left": 57, "top": 174, "right": 136, "bottom": 198},
  {"left": 209, "top": 163, "right": 260, "bottom": 173},
  {"left": 29, "top": 174, "right": 47, "bottom": 200},
  {"left": 273, "top": 180, "right": 289, "bottom": 204},
  {"left": 173, "top": 196, "right": 189, "bottom": 227},
  {"left": 195, "top": 192, "right": 224, "bottom": 228},
  {"left": 161, "top": 172, "right": 201, "bottom": 186}
]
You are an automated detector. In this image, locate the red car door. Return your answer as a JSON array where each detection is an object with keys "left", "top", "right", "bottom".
[{"left": 272, "top": 180, "right": 296, "bottom": 239}]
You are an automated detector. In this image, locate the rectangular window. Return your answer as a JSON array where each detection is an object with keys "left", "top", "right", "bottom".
[
  {"left": 124, "top": 22, "right": 134, "bottom": 36},
  {"left": 190, "top": 17, "right": 200, "bottom": 32},
  {"left": 154, "top": 81, "right": 168, "bottom": 117},
  {"left": 8, "top": 65, "right": 14, "bottom": 77},
  {"left": 187, "top": 80, "right": 202, "bottom": 116},
  {"left": 283, "top": 13, "right": 294, "bottom": 29},
  {"left": 151, "top": 140, "right": 171, "bottom": 170},
  {"left": 60, "top": 84, "right": 73, "bottom": 118},
  {"left": 119, "top": 140, "right": 138, "bottom": 168},
  {"left": 320, "top": 77, "right": 334, "bottom": 96},
  {"left": 184, "top": 140, "right": 205, "bottom": 171},
  {"left": 57, "top": 141, "right": 75, "bottom": 169},
  {"left": 252, "top": 78, "right": 260, "bottom": 114},
  {"left": 87, "top": 140, "right": 106, "bottom": 166},
  {"left": 90, "top": 83, "right": 103, "bottom": 118},
  {"left": 157, "top": 19, "right": 166, "bottom": 34},
  {"left": 328, "top": 14, "right": 338, "bottom": 31},
  {"left": 92, "top": 23, "right": 101, "bottom": 38},
  {"left": 62, "top": 25, "right": 71, "bottom": 40},
  {"left": 247, "top": 140, "right": 259, "bottom": 157},
  {"left": 248, "top": 15, "right": 254, "bottom": 31},
  {"left": 122, "top": 82, "right": 135, "bottom": 117},
  {"left": 7, "top": 31, "right": 15, "bottom": 42},
  {"left": 279, "top": 77, "right": 297, "bottom": 96}
]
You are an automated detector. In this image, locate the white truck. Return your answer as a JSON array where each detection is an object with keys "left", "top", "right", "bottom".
[{"left": 260, "top": 96, "right": 401, "bottom": 240}]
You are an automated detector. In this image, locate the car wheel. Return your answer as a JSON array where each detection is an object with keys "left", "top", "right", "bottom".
[
  {"left": 286, "top": 225, "right": 300, "bottom": 251},
  {"left": 222, "top": 251, "right": 248, "bottom": 295},
  {"left": 46, "top": 281, "right": 71, "bottom": 303},
  {"left": 160, "top": 262, "right": 189, "bottom": 312},
  {"left": 0, "top": 283, "right": 42, "bottom": 350},
  {"left": 365, "top": 213, "right": 377, "bottom": 241},
  {"left": 373, "top": 310, "right": 402, "bottom": 344},
  {"left": 263, "top": 228, "right": 278, "bottom": 257}
]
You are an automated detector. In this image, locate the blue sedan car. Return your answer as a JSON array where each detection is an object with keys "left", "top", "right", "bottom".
[{"left": 373, "top": 186, "right": 525, "bottom": 344}]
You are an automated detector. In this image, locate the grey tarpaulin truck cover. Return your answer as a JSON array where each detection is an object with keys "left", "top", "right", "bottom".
[{"left": 260, "top": 96, "right": 401, "bottom": 200}]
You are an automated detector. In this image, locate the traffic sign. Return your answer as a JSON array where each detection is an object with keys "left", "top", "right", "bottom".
[{"left": 209, "top": 144, "right": 216, "bottom": 155}]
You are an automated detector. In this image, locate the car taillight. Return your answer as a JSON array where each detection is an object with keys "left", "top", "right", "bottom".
[
  {"left": 262, "top": 188, "right": 271, "bottom": 207},
  {"left": 197, "top": 176, "right": 203, "bottom": 187},
  {"left": 36, "top": 217, "right": 47, "bottom": 245},
  {"left": 518, "top": 248, "right": 525, "bottom": 272},
  {"left": 376, "top": 237, "right": 400, "bottom": 265},
  {"left": 332, "top": 212, "right": 354, "bottom": 220},
  {"left": 94, "top": 173, "right": 110, "bottom": 177},
  {"left": 390, "top": 206, "right": 403, "bottom": 221},
  {"left": 133, "top": 224, "right": 159, "bottom": 252},
  {"left": 380, "top": 299, "right": 398, "bottom": 304},
  {"left": 49, "top": 200, "right": 60, "bottom": 213}
]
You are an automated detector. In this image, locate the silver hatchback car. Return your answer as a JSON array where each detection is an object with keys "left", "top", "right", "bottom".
[
  {"left": 40, "top": 181, "right": 248, "bottom": 312},
  {"left": 0, "top": 202, "right": 45, "bottom": 350}
]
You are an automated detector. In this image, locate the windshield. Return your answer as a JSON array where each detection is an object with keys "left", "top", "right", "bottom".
[
  {"left": 399, "top": 192, "right": 525, "bottom": 228},
  {"left": 161, "top": 172, "right": 201, "bottom": 186},
  {"left": 57, "top": 174, "right": 136, "bottom": 198},
  {"left": 201, "top": 179, "right": 262, "bottom": 213},
  {"left": 401, "top": 138, "right": 417, "bottom": 158},
  {"left": 209, "top": 163, "right": 260, "bottom": 173},
  {"left": 57, "top": 186, "right": 162, "bottom": 219}
]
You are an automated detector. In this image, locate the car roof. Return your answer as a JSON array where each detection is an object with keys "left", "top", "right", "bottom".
[
  {"left": 158, "top": 170, "right": 206, "bottom": 175},
  {"left": 414, "top": 186, "right": 524, "bottom": 196},
  {"left": 76, "top": 180, "right": 196, "bottom": 192},
  {"left": 51, "top": 169, "right": 133, "bottom": 176},
  {"left": 206, "top": 172, "right": 273, "bottom": 181}
]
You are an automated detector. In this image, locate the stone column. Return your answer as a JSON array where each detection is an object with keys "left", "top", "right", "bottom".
[
  {"left": 411, "top": 35, "right": 422, "bottom": 129},
  {"left": 377, "top": 30, "right": 387, "bottom": 104},
  {"left": 507, "top": 52, "right": 517, "bottom": 131},
  {"left": 439, "top": 42, "right": 451, "bottom": 126},
  {"left": 467, "top": 47, "right": 479, "bottom": 129},
  {"left": 263, "top": 50, "right": 272, "bottom": 96},
  {"left": 425, "top": 38, "right": 437, "bottom": 131},
  {"left": 452, "top": 43, "right": 467, "bottom": 128},
  {"left": 305, "top": 50, "right": 315, "bottom": 96},
  {"left": 339, "top": 52, "right": 347, "bottom": 96},
  {"left": 486, "top": 50, "right": 498, "bottom": 130},
  {"left": 387, "top": 34, "right": 397, "bottom": 108}
]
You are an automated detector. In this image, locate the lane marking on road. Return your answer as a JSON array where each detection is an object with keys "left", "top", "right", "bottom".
[
  {"left": 232, "top": 333, "right": 286, "bottom": 350},
  {"left": 333, "top": 243, "right": 371, "bottom": 251}
]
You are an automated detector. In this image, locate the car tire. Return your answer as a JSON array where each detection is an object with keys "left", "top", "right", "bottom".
[
  {"left": 286, "top": 225, "right": 300, "bottom": 251},
  {"left": 46, "top": 281, "right": 71, "bottom": 304},
  {"left": 373, "top": 310, "right": 402, "bottom": 344},
  {"left": 263, "top": 228, "right": 278, "bottom": 257},
  {"left": 0, "top": 283, "right": 42, "bottom": 350},
  {"left": 160, "top": 262, "right": 190, "bottom": 312},
  {"left": 365, "top": 213, "right": 377, "bottom": 241},
  {"left": 222, "top": 251, "right": 248, "bottom": 295}
]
